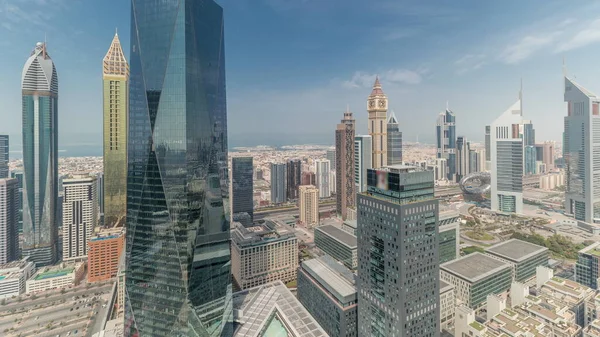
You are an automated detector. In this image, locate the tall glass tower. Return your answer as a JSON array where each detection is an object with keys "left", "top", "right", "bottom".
[
  {"left": 386, "top": 111, "right": 402, "bottom": 166},
  {"left": 436, "top": 108, "right": 456, "bottom": 181},
  {"left": 0, "top": 135, "right": 8, "bottom": 178},
  {"left": 125, "top": 1, "right": 232, "bottom": 336},
  {"left": 21, "top": 42, "right": 59, "bottom": 267}
]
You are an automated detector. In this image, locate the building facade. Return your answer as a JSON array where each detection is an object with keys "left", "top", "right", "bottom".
[
  {"left": 436, "top": 108, "right": 456, "bottom": 181},
  {"left": 270, "top": 162, "right": 287, "bottom": 204},
  {"left": 387, "top": 111, "right": 402, "bottom": 165},
  {"left": 484, "top": 239, "right": 549, "bottom": 282},
  {"left": 286, "top": 159, "right": 302, "bottom": 201},
  {"left": 357, "top": 166, "right": 440, "bottom": 336},
  {"left": 21, "top": 42, "right": 59, "bottom": 267},
  {"left": 298, "top": 255, "right": 358, "bottom": 337},
  {"left": 327, "top": 149, "right": 336, "bottom": 171},
  {"left": 439, "top": 280, "right": 455, "bottom": 332},
  {"left": 87, "top": 228, "right": 124, "bottom": 283},
  {"left": 576, "top": 242, "right": 600, "bottom": 289},
  {"left": 230, "top": 221, "right": 298, "bottom": 290},
  {"left": 299, "top": 185, "right": 319, "bottom": 227},
  {"left": 0, "top": 135, "right": 7, "bottom": 178},
  {"left": 456, "top": 136, "right": 470, "bottom": 182},
  {"left": 439, "top": 210, "right": 460, "bottom": 264},
  {"left": 232, "top": 157, "right": 254, "bottom": 224},
  {"left": 125, "top": 1, "right": 233, "bottom": 335},
  {"left": 315, "top": 225, "right": 357, "bottom": 270},
  {"left": 485, "top": 125, "right": 491, "bottom": 170},
  {"left": 62, "top": 175, "right": 98, "bottom": 261},
  {"left": 26, "top": 262, "right": 85, "bottom": 294},
  {"left": 0, "top": 258, "right": 35, "bottom": 299},
  {"left": 335, "top": 110, "right": 356, "bottom": 220},
  {"left": 102, "top": 33, "right": 129, "bottom": 227},
  {"left": 315, "top": 159, "right": 331, "bottom": 198},
  {"left": 367, "top": 77, "right": 388, "bottom": 169},
  {"left": 354, "top": 135, "right": 372, "bottom": 193},
  {"left": 0, "top": 179, "right": 18, "bottom": 264},
  {"left": 10, "top": 171, "right": 23, "bottom": 234}
]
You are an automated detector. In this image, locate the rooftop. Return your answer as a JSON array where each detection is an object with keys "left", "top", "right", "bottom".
[
  {"left": 90, "top": 229, "right": 124, "bottom": 242},
  {"left": 485, "top": 239, "right": 548, "bottom": 263},
  {"left": 440, "top": 280, "right": 454, "bottom": 293},
  {"left": 441, "top": 252, "right": 511, "bottom": 283},
  {"left": 301, "top": 255, "right": 356, "bottom": 304},
  {"left": 231, "top": 220, "right": 296, "bottom": 247},
  {"left": 29, "top": 262, "right": 83, "bottom": 281},
  {"left": 581, "top": 241, "right": 600, "bottom": 257},
  {"left": 315, "top": 225, "right": 357, "bottom": 248}
]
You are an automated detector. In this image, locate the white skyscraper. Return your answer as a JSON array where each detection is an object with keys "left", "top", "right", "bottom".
[
  {"left": 62, "top": 175, "right": 98, "bottom": 261},
  {"left": 491, "top": 95, "right": 526, "bottom": 214},
  {"left": 0, "top": 178, "right": 19, "bottom": 264},
  {"left": 456, "top": 136, "right": 470, "bottom": 181},
  {"left": 564, "top": 76, "right": 600, "bottom": 223},
  {"left": 315, "top": 159, "right": 331, "bottom": 198},
  {"left": 354, "top": 135, "right": 372, "bottom": 193}
]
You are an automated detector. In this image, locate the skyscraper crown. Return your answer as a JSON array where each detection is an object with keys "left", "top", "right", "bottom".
[
  {"left": 103, "top": 32, "right": 129, "bottom": 77},
  {"left": 22, "top": 42, "right": 58, "bottom": 94},
  {"left": 370, "top": 76, "right": 385, "bottom": 96}
]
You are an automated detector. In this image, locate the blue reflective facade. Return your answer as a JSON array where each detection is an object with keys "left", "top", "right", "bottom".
[
  {"left": 0, "top": 135, "right": 8, "bottom": 178},
  {"left": 125, "top": 1, "right": 232, "bottom": 336}
]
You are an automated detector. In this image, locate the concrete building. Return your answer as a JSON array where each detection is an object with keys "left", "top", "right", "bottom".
[
  {"left": 484, "top": 239, "right": 549, "bottom": 282},
  {"left": 387, "top": 111, "right": 402, "bottom": 165},
  {"left": 485, "top": 125, "right": 491, "bottom": 170},
  {"left": 10, "top": 171, "right": 23, "bottom": 234},
  {"left": 576, "top": 242, "right": 600, "bottom": 289},
  {"left": 232, "top": 280, "right": 328, "bottom": 337},
  {"left": 564, "top": 77, "right": 600, "bottom": 224},
  {"left": 357, "top": 165, "right": 439, "bottom": 336},
  {"left": 102, "top": 33, "right": 129, "bottom": 227},
  {"left": 315, "top": 224, "right": 357, "bottom": 270},
  {"left": 0, "top": 258, "right": 35, "bottom": 299},
  {"left": 231, "top": 221, "right": 298, "bottom": 290},
  {"left": 298, "top": 185, "right": 319, "bottom": 227},
  {"left": 538, "top": 268, "right": 594, "bottom": 327},
  {"left": 0, "top": 178, "right": 19, "bottom": 264},
  {"left": 354, "top": 135, "right": 372, "bottom": 193},
  {"left": 286, "top": 159, "right": 302, "bottom": 201},
  {"left": 270, "top": 162, "right": 287, "bottom": 204},
  {"left": 440, "top": 252, "right": 512, "bottom": 309},
  {"left": 341, "top": 219, "right": 357, "bottom": 235},
  {"left": 440, "top": 280, "right": 455, "bottom": 332},
  {"left": 439, "top": 210, "right": 460, "bottom": 264},
  {"left": 434, "top": 158, "right": 448, "bottom": 181},
  {"left": 540, "top": 172, "right": 566, "bottom": 190},
  {"left": 26, "top": 262, "right": 85, "bottom": 293},
  {"left": 437, "top": 108, "right": 457, "bottom": 181},
  {"left": 301, "top": 171, "right": 316, "bottom": 186},
  {"left": 0, "top": 135, "right": 7, "bottom": 178},
  {"left": 327, "top": 149, "right": 336, "bottom": 171},
  {"left": 88, "top": 228, "right": 124, "bottom": 283},
  {"left": 490, "top": 94, "right": 528, "bottom": 214},
  {"left": 542, "top": 141, "right": 556, "bottom": 171},
  {"left": 335, "top": 109, "right": 356, "bottom": 220},
  {"left": 297, "top": 255, "right": 357, "bottom": 337},
  {"left": 232, "top": 157, "right": 254, "bottom": 224},
  {"left": 315, "top": 159, "right": 331, "bottom": 198},
  {"left": 62, "top": 175, "right": 98, "bottom": 262},
  {"left": 585, "top": 319, "right": 600, "bottom": 337},
  {"left": 456, "top": 136, "right": 470, "bottom": 182},
  {"left": 367, "top": 77, "right": 388, "bottom": 168}
]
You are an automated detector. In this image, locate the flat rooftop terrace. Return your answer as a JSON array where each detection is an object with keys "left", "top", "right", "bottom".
[
  {"left": 34, "top": 268, "right": 74, "bottom": 280},
  {"left": 315, "top": 225, "right": 357, "bottom": 248},
  {"left": 485, "top": 239, "right": 548, "bottom": 263},
  {"left": 441, "top": 252, "right": 511, "bottom": 283}
]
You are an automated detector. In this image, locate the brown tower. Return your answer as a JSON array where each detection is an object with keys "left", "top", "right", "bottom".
[{"left": 335, "top": 108, "right": 356, "bottom": 220}]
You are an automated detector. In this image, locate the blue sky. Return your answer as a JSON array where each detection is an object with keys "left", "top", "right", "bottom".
[{"left": 2, "top": 0, "right": 600, "bottom": 153}]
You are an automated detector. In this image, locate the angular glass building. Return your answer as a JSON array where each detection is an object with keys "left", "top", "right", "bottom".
[
  {"left": 232, "top": 157, "right": 253, "bottom": 224},
  {"left": 21, "top": 42, "right": 59, "bottom": 267},
  {"left": 125, "top": 1, "right": 232, "bottom": 336},
  {"left": 0, "top": 135, "right": 8, "bottom": 179},
  {"left": 386, "top": 111, "right": 402, "bottom": 166},
  {"left": 436, "top": 108, "right": 456, "bottom": 181}
]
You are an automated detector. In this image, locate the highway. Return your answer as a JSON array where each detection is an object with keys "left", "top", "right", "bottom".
[{"left": 254, "top": 202, "right": 336, "bottom": 220}]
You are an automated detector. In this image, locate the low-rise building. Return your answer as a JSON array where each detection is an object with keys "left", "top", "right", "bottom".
[
  {"left": 26, "top": 262, "right": 85, "bottom": 294},
  {"left": 232, "top": 280, "right": 328, "bottom": 337},
  {"left": 584, "top": 318, "right": 600, "bottom": 337},
  {"left": 538, "top": 273, "right": 594, "bottom": 327},
  {"left": 517, "top": 296, "right": 582, "bottom": 336},
  {"left": 0, "top": 258, "right": 35, "bottom": 299},
  {"left": 440, "top": 252, "right": 512, "bottom": 309},
  {"left": 231, "top": 220, "right": 298, "bottom": 290},
  {"left": 297, "top": 255, "right": 357, "bottom": 337},
  {"left": 440, "top": 280, "right": 455, "bottom": 332},
  {"left": 485, "top": 238, "right": 549, "bottom": 282},
  {"left": 314, "top": 224, "right": 357, "bottom": 269},
  {"left": 341, "top": 219, "right": 357, "bottom": 235},
  {"left": 88, "top": 228, "right": 125, "bottom": 283},
  {"left": 439, "top": 210, "right": 460, "bottom": 263}
]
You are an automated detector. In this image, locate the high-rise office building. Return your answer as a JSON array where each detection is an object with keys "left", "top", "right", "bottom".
[
  {"left": 21, "top": 42, "right": 59, "bottom": 267},
  {"left": 315, "top": 159, "right": 331, "bottom": 198},
  {"left": 0, "top": 179, "right": 18, "bottom": 265},
  {"left": 456, "top": 136, "right": 470, "bottom": 182},
  {"left": 102, "top": 33, "right": 129, "bottom": 227},
  {"left": 96, "top": 172, "right": 104, "bottom": 218},
  {"left": 387, "top": 111, "right": 402, "bottom": 165},
  {"left": 270, "top": 163, "right": 287, "bottom": 204},
  {"left": 542, "top": 141, "right": 555, "bottom": 171},
  {"left": 88, "top": 228, "right": 124, "bottom": 283},
  {"left": 468, "top": 148, "right": 485, "bottom": 174},
  {"left": 485, "top": 125, "right": 491, "bottom": 170},
  {"left": 62, "top": 175, "right": 97, "bottom": 262},
  {"left": 523, "top": 121, "right": 536, "bottom": 175},
  {"left": 10, "top": 172, "right": 23, "bottom": 233},
  {"left": 564, "top": 77, "right": 600, "bottom": 224},
  {"left": 354, "top": 135, "right": 372, "bottom": 193},
  {"left": 436, "top": 108, "right": 456, "bottom": 181},
  {"left": 357, "top": 166, "right": 439, "bottom": 336},
  {"left": 367, "top": 77, "right": 388, "bottom": 168},
  {"left": 301, "top": 171, "right": 316, "bottom": 186},
  {"left": 326, "top": 149, "right": 336, "bottom": 171},
  {"left": 335, "top": 110, "right": 356, "bottom": 220},
  {"left": 125, "top": 1, "right": 232, "bottom": 335},
  {"left": 287, "top": 159, "right": 302, "bottom": 201},
  {"left": 0, "top": 135, "right": 8, "bottom": 179},
  {"left": 490, "top": 96, "right": 526, "bottom": 214},
  {"left": 232, "top": 157, "right": 253, "bottom": 223},
  {"left": 299, "top": 185, "right": 319, "bottom": 227}
]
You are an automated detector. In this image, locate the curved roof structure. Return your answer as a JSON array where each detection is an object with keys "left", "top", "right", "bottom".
[
  {"left": 459, "top": 171, "right": 491, "bottom": 195},
  {"left": 22, "top": 42, "right": 58, "bottom": 94}
]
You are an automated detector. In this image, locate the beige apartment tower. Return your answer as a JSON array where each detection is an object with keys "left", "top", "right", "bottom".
[
  {"left": 367, "top": 77, "right": 388, "bottom": 168},
  {"left": 299, "top": 185, "right": 319, "bottom": 227},
  {"left": 335, "top": 109, "right": 356, "bottom": 220},
  {"left": 102, "top": 32, "right": 129, "bottom": 227}
]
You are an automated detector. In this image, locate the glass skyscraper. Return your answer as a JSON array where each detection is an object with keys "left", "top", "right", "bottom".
[
  {"left": 386, "top": 111, "right": 402, "bottom": 166},
  {"left": 21, "top": 42, "right": 59, "bottom": 267},
  {"left": 0, "top": 135, "right": 8, "bottom": 178},
  {"left": 232, "top": 157, "right": 254, "bottom": 224},
  {"left": 436, "top": 109, "right": 456, "bottom": 181},
  {"left": 125, "top": 1, "right": 232, "bottom": 336}
]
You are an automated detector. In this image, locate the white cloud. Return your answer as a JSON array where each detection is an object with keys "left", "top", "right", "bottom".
[
  {"left": 556, "top": 18, "right": 600, "bottom": 52},
  {"left": 454, "top": 54, "right": 486, "bottom": 74},
  {"left": 499, "top": 33, "right": 558, "bottom": 64},
  {"left": 342, "top": 68, "right": 426, "bottom": 88}
]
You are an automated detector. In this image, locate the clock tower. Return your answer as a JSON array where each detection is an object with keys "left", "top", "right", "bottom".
[{"left": 367, "top": 76, "right": 388, "bottom": 168}]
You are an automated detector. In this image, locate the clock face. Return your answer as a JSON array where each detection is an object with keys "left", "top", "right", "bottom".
[
  {"left": 368, "top": 100, "right": 375, "bottom": 109},
  {"left": 378, "top": 100, "right": 386, "bottom": 108}
]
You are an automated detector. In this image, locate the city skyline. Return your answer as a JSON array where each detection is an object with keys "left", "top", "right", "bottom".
[{"left": 3, "top": 1, "right": 600, "bottom": 152}]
